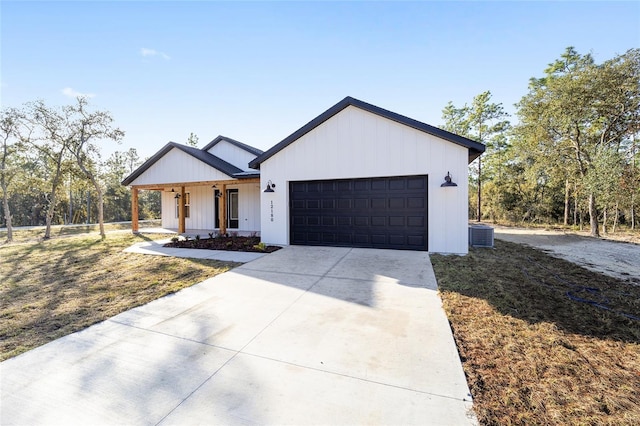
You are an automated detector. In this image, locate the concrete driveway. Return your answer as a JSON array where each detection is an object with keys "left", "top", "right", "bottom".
[{"left": 1, "top": 246, "right": 475, "bottom": 425}]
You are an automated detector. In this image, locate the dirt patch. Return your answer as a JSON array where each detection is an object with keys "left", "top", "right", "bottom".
[
  {"left": 493, "top": 226, "right": 640, "bottom": 284},
  {"left": 164, "top": 235, "right": 282, "bottom": 253}
]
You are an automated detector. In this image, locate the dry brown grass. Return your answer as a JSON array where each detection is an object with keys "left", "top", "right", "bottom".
[
  {"left": 0, "top": 232, "right": 238, "bottom": 361},
  {"left": 431, "top": 240, "right": 640, "bottom": 425},
  {"left": 0, "top": 220, "right": 161, "bottom": 244}
]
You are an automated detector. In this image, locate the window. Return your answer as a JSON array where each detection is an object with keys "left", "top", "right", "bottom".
[{"left": 175, "top": 192, "right": 190, "bottom": 218}]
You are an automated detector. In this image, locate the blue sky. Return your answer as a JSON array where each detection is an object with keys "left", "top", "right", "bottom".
[{"left": 2, "top": 1, "right": 639, "bottom": 160}]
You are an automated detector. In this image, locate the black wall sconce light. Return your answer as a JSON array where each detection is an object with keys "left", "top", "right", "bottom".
[
  {"left": 440, "top": 172, "right": 458, "bottom": 187},
  {"left": 263, "top": 180, "right": 276, "bottom": 193},
  {"left": 174, "top": 193, "right": 181, "bottom": 199}
]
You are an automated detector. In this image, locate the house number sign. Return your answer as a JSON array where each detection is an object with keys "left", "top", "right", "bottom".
[{"left": 270, "top": 200, "right": 274, "bottom": 222}]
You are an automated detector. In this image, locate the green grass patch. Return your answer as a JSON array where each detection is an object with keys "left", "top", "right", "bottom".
[
  {"left": 0, "top": 231, "right": 238, "bottom": 361},
  {"left": 431, "top": 240, "right": 640, "bottom": 425}
]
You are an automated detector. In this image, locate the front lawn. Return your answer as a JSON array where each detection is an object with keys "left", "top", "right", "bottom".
[
  {"left": 0, "top": 232, "right": 238, "bottom": 361},
  {"left": 431, "top": 240, "right": 640, "bottom": 425}
]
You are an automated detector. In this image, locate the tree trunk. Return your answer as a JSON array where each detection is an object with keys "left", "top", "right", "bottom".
[
  {"left": 612, "top": 201, "right": 619, "bottom": 233},
  {"left": 44, "top": 191, "right": 56, "bottom": 239},
  {"left": 602, "top": 206, "right": 607, "bottom": 235},
  {"left": 588, "top": 192, "right": 600, "bottom": 237},
  {"left": 573, "top": 182, "right": 578, "bottom": 227},
  {"left": 1, "top": 182, "right": 12, "bottom": 242},
  {"left": 564, "top": 179, "right": 570, "bottom": 226},
  {"left": 89, "top": 180, "right": 105, "bottom": 239},
  {"left": 76, "top": 157, "right": 105, "bottom": 239},
  {"left": 477, "top": 157, "right": 482, "bottom": 222},
  {"left": 632, "top": 194, "right": 636, "bottom": 230}
]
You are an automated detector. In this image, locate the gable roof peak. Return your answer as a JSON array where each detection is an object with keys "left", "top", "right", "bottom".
[
  {"left": 121, "top": 141, "right": 247, "bottom": 186},
  {"left": 248, "top": 96, "right": 485, "bottom": 169},
  {"left": 202, "top": 135, "right": 264, "bottom": 156}
]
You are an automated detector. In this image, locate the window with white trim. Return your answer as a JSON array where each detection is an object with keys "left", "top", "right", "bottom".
[{"left": 175, "top": 192, "right": 190, "bottom": 218}]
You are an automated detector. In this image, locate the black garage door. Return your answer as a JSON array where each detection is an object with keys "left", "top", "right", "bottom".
[{"left": 290, "top": 175, "right": 428, "bottom": 250}]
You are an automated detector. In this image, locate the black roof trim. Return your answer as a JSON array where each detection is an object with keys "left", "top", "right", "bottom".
[
  {"left": 232, "top": 171, "right": 261, "bottom": 179},
  {"left": 121, "top": 142, "right": 244, "bottom": 186},
  {"left": 249, "top": 96, "right": 485, "bottom": 169},
  {"left": 202, "top": 135, "right": 264, "bottom": 156}
]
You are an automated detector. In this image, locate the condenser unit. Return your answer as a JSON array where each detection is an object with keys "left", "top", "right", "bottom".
[{"left": 469, "top": 225, "right": 494, "bottom": 248}]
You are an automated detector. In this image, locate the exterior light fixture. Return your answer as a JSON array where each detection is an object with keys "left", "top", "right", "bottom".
[
  {"left": 440, "top": 172, "right": 457, "bottom": 187},
  {"left": 264, "top": 180, "right": 276, "bottom": 193},
  {"left": 212, "top": 184, "right": 217, "bottom": 189},
  {"left": 174, "top": 193, "right": 181, "bottom": 199},
  {"left": 171, "top": 188, "right": 175, "bottom": 192}
]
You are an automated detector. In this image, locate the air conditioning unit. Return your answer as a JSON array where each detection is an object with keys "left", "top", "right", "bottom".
[{"left": 469, "top": 225, "right": 494, "bottom": 248}]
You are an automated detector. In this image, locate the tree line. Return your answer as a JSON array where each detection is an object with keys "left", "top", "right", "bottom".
[
  {"left": 2, "top": 47, "right": 638, "bottom": 242},
  {"left": 1, "top": 98, "right": 159, "bottom": 242},
  {"left": 442, "top": 47, "right": 639, "bottom": 237}
]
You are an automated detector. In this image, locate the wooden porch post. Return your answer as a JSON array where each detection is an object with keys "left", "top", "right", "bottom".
[
  {"left": 178, "top": 186, "right": 186, "bottom": 233},
  {"left": 219, "top": 183, "right": 227, "bottom": 235},
  {"left": 131, "top": 187, "right": 139, "bottom": 233}
]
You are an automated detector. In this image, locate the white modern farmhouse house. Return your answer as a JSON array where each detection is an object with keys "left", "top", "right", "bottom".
[{"left": 122, "top": 97, "right": 484, "bottom": 254}]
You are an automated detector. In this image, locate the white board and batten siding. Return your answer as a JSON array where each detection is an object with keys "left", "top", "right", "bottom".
[
  {"left": 206, "top": 141, "right": 256, "bottom": 171},
  {"left": 259, "top": 105, "right": 470, "bottom": 254},
  {"left": 161, "top": 183, "right": 261, "bottom": 232},
  {"left": 129, "top": 148, "right": 232, "bottom": 186}
]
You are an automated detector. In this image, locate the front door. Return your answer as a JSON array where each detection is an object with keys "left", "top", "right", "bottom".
[
  {"left": 227, "top": 189, "right": 239, "bottom": 228},
  {"left": 215, "top": 189, "right": 239, "bottom": 229}
]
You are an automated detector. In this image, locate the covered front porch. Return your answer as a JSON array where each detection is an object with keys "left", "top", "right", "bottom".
[{"left": 130, "top": 178, "right": 260, "bottom": 236}]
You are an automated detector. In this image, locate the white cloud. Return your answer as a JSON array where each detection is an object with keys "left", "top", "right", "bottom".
[
  {"left": 140, "top": 47, "right": 170, "bottom": 60},
  {"left": 61, "top": 87, "right": 95, "bottom": 98}
]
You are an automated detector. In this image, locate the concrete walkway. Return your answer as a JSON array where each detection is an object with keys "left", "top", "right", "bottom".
[{"left": 1, "top": 246, "right": 475, "bottom": 425}]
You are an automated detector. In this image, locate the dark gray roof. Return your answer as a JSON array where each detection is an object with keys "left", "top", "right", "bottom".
[
  {"left": 202, "top": 135, "right": 264, "bottom": 156},
  {"left": 249, "top": 96, "right": 486, "bottom": 169},
  {"left": 121, "top": 142, "right": 257, "bottom": 186}
]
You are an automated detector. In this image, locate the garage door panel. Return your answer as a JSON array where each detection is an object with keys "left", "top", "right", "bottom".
[
  {"left": 408, "top": 235, "right": 426, "bottom": 246},
  {"left": 338, "top": 233, "right": 353, "bottom": 244},
  {"left": 337, "top": 199, "right": 351, "bottom": 209},
  {"left": 354, "top": 180, "right": 369, "bottom": 191},
  {"left": 338, "top": 217, "right": 352, "bottom": 226},
  {"left": 407, "top": 176, "right": 426, "bottom": 189},
  {"left": 354, "top": 199, "right": 368, "bottom": 209},
  {"left": 322, "top": 199, "right": 335, "bottom": 209},
  {"left": 354, "top": 217, "right": 369, "bottom": 226},
  {"left": 407, "top": 216, "right": 425, "bottom": 227},
  {"left": 322, "top": 181, "right": 336, "bottom": 192},
  {"left": 289, "top": 175, "right": 428, "bottom": 251},
  {"left": 322, "top": 216, "right": 336, "bottom": 226},
  {"left": 389, "top": 179, "right": 406, "bottom": 190},
  {"left": 354, "top": 234, "right": 370, "bottom": 244},
  {"left": 371, "top": 198, "right": 386, "bottom": 209},
  {"left": 389, "top": 216, "right": 405, "bottom": 227},
  {"left": 371, "top": 234, "right": 387, "bottom": 244},
  {"left": 407, "top": 197, "right": 424, "bottom": 208},
  {"left": 371, "top": 216, "right": 386, "bottom": 227},
  {"left": 389, "top": 198, "right": 405, "bottom": 209},
  {"left": 389, "top": 235, "right": 405, "bottom": 245}
]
